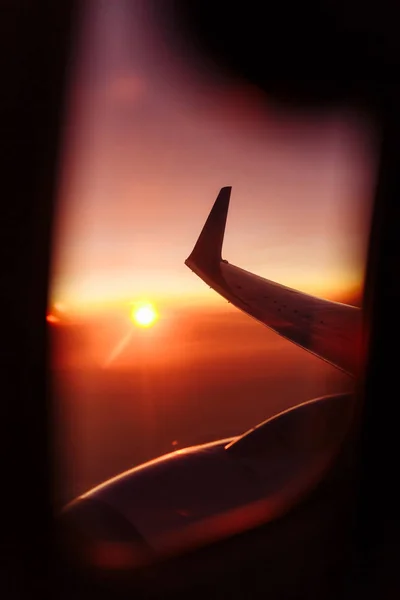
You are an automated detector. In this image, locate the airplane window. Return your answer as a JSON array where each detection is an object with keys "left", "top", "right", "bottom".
[{"left": 50, "top": 0, "right": 377, "bottom": 570}]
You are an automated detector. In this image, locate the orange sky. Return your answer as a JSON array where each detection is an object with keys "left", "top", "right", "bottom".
[
  {"left": 52, "top": 303, "right": 353, "bottom": 505},
  {"left": 50, "top": 0, "right": 377, "bottom": 314},
  {"left": 48, "top": 2, "right": 380, "bottom": 506}
]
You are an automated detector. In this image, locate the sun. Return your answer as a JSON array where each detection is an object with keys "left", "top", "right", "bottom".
[{"left": 131, "top": 303, "right": 158, "bottom": 328}]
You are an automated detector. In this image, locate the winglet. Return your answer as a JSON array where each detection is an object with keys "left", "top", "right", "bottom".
[{"left": 185, "top": 186, "right": 231, "bottom": 273}]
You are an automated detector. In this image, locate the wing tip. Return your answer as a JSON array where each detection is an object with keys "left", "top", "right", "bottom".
[{"left": 185, "top": 186, "right": 232, "bottom": 271}]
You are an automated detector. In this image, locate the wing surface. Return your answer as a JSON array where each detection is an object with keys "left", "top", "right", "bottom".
[{"left": 185, "top": 187, "right": 362, "bottom": 376}]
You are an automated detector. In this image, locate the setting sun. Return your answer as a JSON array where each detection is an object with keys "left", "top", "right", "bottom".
[{"left": 131, "top": 304, "right": 158, "bottom": 328}]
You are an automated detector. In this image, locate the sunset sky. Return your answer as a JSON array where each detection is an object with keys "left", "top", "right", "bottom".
[
  {"left": 50, "top": 1, "right": 378, "bottom": 504},
  {"left": 50, "top": 0, "right": 377, "bottom": 314}
]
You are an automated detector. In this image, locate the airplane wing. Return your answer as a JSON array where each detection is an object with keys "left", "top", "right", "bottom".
[{"left": 185, "top": 187, "right": 362, "bottom": 376}]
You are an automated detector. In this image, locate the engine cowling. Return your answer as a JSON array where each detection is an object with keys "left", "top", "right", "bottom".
[{"left": 59, "top": 392, "right": 355, "bottom": 569}]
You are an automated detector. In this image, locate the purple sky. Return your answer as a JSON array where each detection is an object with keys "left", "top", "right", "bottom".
[{"left": 51, "top": 0, "right": 377, "bottom": 311}]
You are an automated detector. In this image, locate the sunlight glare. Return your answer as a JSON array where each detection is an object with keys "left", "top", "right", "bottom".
[
  {"left": 46, "top": 314, "right": 60, "bottom": 324},
  {"left": 54, "top": 302, "right": 67, "bottom": 313},
  {"left": 131, "top": 303, "right": 158, "bottom": 328}
]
